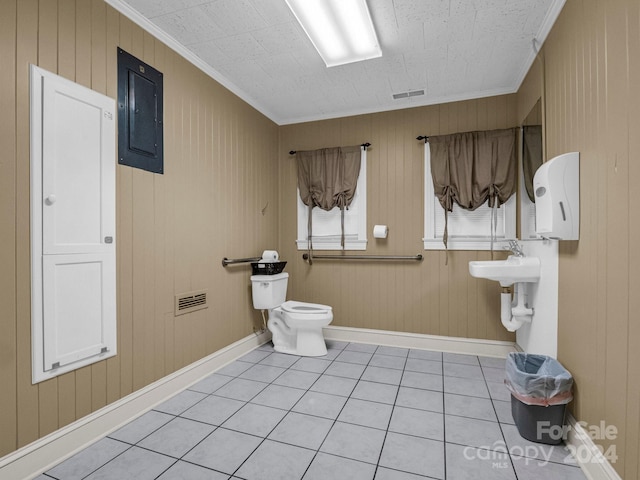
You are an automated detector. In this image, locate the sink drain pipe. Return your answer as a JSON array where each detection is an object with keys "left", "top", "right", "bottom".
[{"left": 500, "top": 283, "right": 534, "bottom": 332}]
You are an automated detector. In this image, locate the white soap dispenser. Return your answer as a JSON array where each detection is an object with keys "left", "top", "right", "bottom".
[{"left": 533, "top": 152, "right": 580, "bottom": 240}]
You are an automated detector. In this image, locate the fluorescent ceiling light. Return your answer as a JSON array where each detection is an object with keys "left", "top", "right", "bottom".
[{"left": 285, "top": 0, "right": 382, "bottom": 67}]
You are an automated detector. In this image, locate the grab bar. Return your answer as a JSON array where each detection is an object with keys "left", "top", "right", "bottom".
[
  {"left": 222, "top": 256, "right": 262, "bottom": 267},
  {"left": 302, "top": 253, "right": 423, "bottom": 262}
]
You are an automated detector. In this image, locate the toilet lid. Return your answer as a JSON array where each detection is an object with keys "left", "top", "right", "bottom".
[{"left": 281, "top": 300, "right": 331, "bottom": 314}]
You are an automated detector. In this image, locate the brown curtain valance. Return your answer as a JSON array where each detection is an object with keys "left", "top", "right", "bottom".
[
  {"left": 428, "top": 127, "right": 517, "bottom": 251},
  {"left": 522, "top": 125, "right": 543, "bottom": 203},
  {"left": 296, "top": 146, "right": 362, "bottom": 260}
]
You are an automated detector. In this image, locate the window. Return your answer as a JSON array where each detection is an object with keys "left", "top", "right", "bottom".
[
  {"left": 296, "top": 147, "right": 367, "bottom": 250},
  {"left": 423, "top": 144, "right": 515, "bottom": 250}
]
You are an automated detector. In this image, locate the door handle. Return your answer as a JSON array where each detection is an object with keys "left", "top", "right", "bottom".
[{"left": 45, "top": 194, "right": 56, "bottom": 205}]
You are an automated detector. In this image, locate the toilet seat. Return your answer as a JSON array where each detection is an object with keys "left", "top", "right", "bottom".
[
  {"left": 281, "top": 300, "right": 331, "bottom": 314},
  {"left": 269, "top": 300, "right": 333, "bottom": 356}
]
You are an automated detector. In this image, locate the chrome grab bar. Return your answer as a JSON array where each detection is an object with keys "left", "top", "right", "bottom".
[
  {"left": 302, "top": 253, "right": 423, "bottom": 262},
  {"left": 224, "top": 254, "right": 424, "bottom": 266},
  {"left": 221, "top": 256, "right": 262, "bottom": 267}
]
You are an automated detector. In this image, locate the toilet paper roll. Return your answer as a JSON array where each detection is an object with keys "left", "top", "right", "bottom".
[
  {"left": 260, "top": 250, "right": 279, "bottom": 262},
  {"left": 373, "top": 225, "right": 389, "bottom": 239}
]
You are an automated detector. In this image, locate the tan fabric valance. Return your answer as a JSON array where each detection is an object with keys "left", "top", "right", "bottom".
[
  {"left": 428, "top": 128, "right": 517, "bottom": 252},
  {"left": 296, "top": 146, "right": 362, "bottom": 261}
]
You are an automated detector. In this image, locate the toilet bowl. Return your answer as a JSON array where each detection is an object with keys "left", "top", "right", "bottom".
[
  {"left": 268, "top": 301, "right": 333, "bottom": 356},
  {"left": 250, "top": 273, "right": 333, "bottom": 357}
]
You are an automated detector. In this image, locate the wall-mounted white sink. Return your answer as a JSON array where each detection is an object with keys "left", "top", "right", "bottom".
[{"left": 469, "top": 255, "right": 541, "bottom": 287}]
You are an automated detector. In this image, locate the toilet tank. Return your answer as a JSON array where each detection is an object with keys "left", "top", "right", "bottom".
[{"left": 250, "top": 272, "right": 289, "bottom": 309}]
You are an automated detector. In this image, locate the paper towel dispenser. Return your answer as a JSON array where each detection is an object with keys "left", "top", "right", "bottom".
[{"left": 533, "top": 152, "right": 579, "bottom": 240}]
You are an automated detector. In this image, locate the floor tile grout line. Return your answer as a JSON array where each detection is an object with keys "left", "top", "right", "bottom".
[
  {"left": 73, "top": 442, "right": 159, "bottom": 480},
  {"left": 155, "top": 347, "right": 325, "bottom": 478},
  {"left": 374, "top": 465, "right": 443, "bottom": 480},
  {"left": 171, "top": 355, "right": 565, "bottom": 476},
  {"left": 499, "top": 421, "right": 521, "bottom": 480},
  {"left": 132, "top": 444, "right": 182, "bottom": 480},
  {"left": 226, "top": 341, "right": 352, "bottom": 479},
  {"left": 88, "top": 346, "right": 365, "bottom": 476},
  {"left": 107, "top": 414, "right": 178, "bottom": 445},
  {"left": 47, "top": 343, "right": 585, "bottom": 480},
  {"left": 301, "top": 342, "right": 378, "bottom": 478},
  {"left": 372, "top": 349, "right": 406, "bottom": 479},
  {"left": 298, "top": 342, "right": 381, "bottom": 479},
  {"left": 480, "top": 358, "right": 520, "bottom": 479},
  {"left": 236, "top": 346, "right": 348, "bottom": 477},
  {"left": 104, "top": 422, "right": 195, "bottom": 476},
  {"left": 176, "top": 456, "right": 243, "bottom": 478},
  {"left": 283, "top": 342, "right": 355, "bottom": 476},
  {"left": 444, "top": 435, "right": 582, "bottom": 469}
]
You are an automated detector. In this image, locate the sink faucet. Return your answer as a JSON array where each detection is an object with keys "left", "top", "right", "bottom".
[{"left": 508, "top": 240, "right": 525, "bottom": 257}]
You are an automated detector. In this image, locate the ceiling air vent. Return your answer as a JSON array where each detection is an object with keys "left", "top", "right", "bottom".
[
  {"left": 175, "top": 290, "right": 208, "bottom": 316},
  {"left": 392, "top": 89, "right": 425, "bottom": 100}
]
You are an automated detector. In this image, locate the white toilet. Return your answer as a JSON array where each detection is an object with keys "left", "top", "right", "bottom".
[{"left": 250, "top": 272, "right": 333, "bottom": 356}]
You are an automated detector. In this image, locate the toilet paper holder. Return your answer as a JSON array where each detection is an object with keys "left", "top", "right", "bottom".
[{"left": 373, "top": 225, "right": 388, "bottom": 239}]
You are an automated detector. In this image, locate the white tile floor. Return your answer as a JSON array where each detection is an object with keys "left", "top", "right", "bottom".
[{"left": 37, "top": 341, "right": 587, "bottom": 480}]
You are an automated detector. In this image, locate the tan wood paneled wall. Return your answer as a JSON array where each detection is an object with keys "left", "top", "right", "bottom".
[
  {"left": 0, "top": 0, "right": 278, "bottom": 457},
  {"left": 278, "top": 97, "right": 518, "bottom": 342},
  {"left": 517, "top": 0, "right": 640, "bottom": 476}
]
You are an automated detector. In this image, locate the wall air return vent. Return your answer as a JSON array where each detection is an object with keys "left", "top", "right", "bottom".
[
  {"left": 175, "top": 290, "right": 208, "bottom": 316},
  {"left": 392, "top": 89, "right": 425, "bottom": 100}
]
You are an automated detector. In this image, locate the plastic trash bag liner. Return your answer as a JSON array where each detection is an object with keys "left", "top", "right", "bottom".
[{"left": 505, "top": 353, "right": 573, "bottom": 406}]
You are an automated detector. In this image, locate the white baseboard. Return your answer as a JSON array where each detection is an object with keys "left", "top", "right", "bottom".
[
  {"left": 0, "top": 330, "right": 271, "bottom": 480},
  {"left": 565, "top": 414, "right": 623, "bottom": 480},
  {"left": 324, "top": 325, "right": 518, "bottom": 358}
]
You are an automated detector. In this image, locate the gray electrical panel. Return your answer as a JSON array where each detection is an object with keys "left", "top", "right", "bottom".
[{"left": 117, "top": 48, "right": 164, "bottom": 174}]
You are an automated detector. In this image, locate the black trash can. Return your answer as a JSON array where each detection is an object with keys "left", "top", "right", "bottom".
[{"left": 505, "top": 353, "right": 573, "bottom": 445}]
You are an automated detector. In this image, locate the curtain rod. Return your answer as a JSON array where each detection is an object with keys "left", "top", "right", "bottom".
[
  {"left": 418, "top": 127, "right": 518, "bottom": 143},
  {"left": 289, "top": 143, "right": 371, "bottom": 155}
]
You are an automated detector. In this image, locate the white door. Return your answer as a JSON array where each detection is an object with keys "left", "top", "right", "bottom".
[
  {"left": 42, "top": 254, "right": 116, "bottom": 370},
  {"left": 31, "top": 65, "right": 117, "bottom": 383},
  {"left": 41, "top": 75, "right": 116, "bottom": 255}
]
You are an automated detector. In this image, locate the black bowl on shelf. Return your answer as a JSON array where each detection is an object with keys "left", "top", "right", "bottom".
[{"left": 250, "top": 261, "right": 287, "bottom": 275}]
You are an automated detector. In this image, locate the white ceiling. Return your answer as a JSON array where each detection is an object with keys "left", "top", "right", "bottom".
[{"left": 108, "top": 0, "right": 565, "bottom": 126}]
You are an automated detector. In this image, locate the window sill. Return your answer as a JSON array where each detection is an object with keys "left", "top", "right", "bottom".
[{"left": 423, "top": 239, "right": 511, "bottom": 251}]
